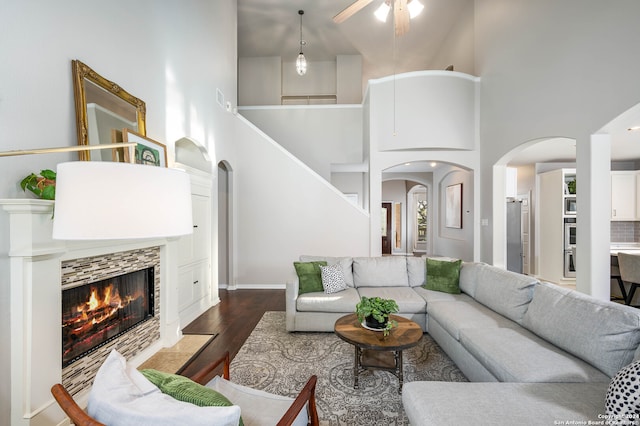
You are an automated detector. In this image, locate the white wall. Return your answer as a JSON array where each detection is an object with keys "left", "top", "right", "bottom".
[
  {"left": 238, "top": 55, "right": 362, "bottom": 105},
  {"left": 0, "top": 1, "right": 237, "bottom": 424},
  {"left": 238, "top": 57, "right": 282, "bottom": 105},
  {"left": 234, "top": 116, "right": 370, "bottom": 286},
  {"left": 430, "top": 0, "right": 476, "bottom": 75},
  {"left": 369, "top": 71, "right": 479, "bottom": 151},
  {"left": 337, "top": 55, "right": 363, "bottom": 104},
  {"left": 476, "top": 0, "right": 640, "bottom": 265},
  {"left": 239, "top": 105, "right": 363, "bottom": 180},
  {"left": 434, "top": 166, "right": 475, "bottom": 260}
]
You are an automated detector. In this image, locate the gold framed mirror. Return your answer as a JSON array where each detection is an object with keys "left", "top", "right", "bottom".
[{"left": 72, "top": 59, "right": 146, "bottom": 161}]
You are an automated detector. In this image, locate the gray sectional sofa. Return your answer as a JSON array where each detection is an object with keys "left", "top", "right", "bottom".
[{"left": 286, "top": 255, "right": 640, "bottom": 424}]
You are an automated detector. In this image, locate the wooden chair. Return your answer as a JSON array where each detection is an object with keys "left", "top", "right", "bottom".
[
  {"left": 617, "top": 252, "right": 640, "bottom": 307},
  {"left": 51, "top": 351, "right": 319, "bottom": 426}
]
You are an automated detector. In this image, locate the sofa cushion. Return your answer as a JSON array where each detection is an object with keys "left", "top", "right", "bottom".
[
  {"left": 206, "top": 376, "right": 308, "bottom": 426},
  {"left": 320, "top": 264, "right": 347, "bottom": 294},
  {"left": 413, "top": 286, "right": 474, "bottom": 304},
  {"left": 402, "top": 381, "right": 609, "bottom": 426},
  {"left": 459, "top": 327, "right": 610, "bottom": 383},
  {"left": 353, "top": 257, "right": 409, "bottom": 287},
  {"left": 293, "top": 261, "right": 327, "bottom": 295},
  {"left": 296, "top": 287, "right": 361, "bottom": 313},
  {"left": 473, "top": 265, "right": 537, "bottom": 323},
  {"left": 87, "top": 350, "right": 242, "bottom": 426},
  {"left": 427, "top": 300, "right": 520, "bottom": 340},
  {"left": 407, "top": 256, "right": 426, "bottom": 287},
  {"left": 522, "top": 282, "right": 640, "bottom": 378},
  {"left": 458, "top": 262, "right": 483, "bottom": 297},
  {"left": 424, "top": 257, "right": 462, "bottom": 294},
  {"left": 300, "top": 256, "right": 354, "bottom": 287},
  {"left": 357, "top": 287, "right": 426, "bottom": 314}
]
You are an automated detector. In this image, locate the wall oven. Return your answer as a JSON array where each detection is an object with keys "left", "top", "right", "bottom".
[{"left": 564, "top": 219, "right": 576, "bottom": 278}]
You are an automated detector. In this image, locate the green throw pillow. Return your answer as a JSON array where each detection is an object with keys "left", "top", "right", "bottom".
[
  {"left": 294, "top": 261, "right": 327, "bottom": 294},
  {"left": 424, "top": 258, "right": 462, "bottom": 294},
  {"left": 140, "top": 369, "right": 243, "bottom": 426}
]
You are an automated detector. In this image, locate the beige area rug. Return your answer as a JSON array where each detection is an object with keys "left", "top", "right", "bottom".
[
  {"left": 230, "top": 312, "right": 467, "bottom": 426},
  {"left": 138, "top": 333, "right": 217, "bottom": 373}
]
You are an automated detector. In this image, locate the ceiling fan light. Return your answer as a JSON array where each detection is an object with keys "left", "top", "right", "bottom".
[
  {"left": 408, "top": 0, "right": 424, "bottom": 19},
  {"left": 374, "top": 2, "right": 391, "bottom": 22},
  {"left": 296, "top": 53, "right": 307, "bottom": 76}
]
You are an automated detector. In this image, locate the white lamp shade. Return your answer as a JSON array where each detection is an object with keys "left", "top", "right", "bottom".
[
  {"left": 52, "top": 161, "right": 193, "bottom": 240},
  {"left": 408, "top": 0, "right": 424, "bottom": 18},
  {"left": 374, "top": 2, "right": 391, "bottom": 22}
]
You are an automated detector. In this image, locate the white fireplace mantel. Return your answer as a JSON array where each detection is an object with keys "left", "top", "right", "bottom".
[{"left": 1, "top": 199, "right": 183, "bottom": 426}]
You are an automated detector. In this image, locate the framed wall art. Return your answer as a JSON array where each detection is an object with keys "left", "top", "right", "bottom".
[
  {"left": 122, "top": 129, "right": 167, "bottom": 167},
  {"left": 445, "top": 183, "right": 463, "bottom": 229}
]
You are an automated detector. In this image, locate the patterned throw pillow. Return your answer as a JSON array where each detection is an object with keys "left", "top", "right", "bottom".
[
  {"left": 141, "top": 369, "right": 244, "bottom": 426},
  {"left": 320, "top": 264, "right": 347, "bottom": 294},
  {"left": 605, "top": 359, "right": 640, "bottom": 419}
]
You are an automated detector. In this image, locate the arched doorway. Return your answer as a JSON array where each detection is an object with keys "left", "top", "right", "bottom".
[
  {"left": 381, "top": 160, "right": 473, "bottom": 260},
  {"left": 218, "top": 161, "right": 234, "bottom": 290}
]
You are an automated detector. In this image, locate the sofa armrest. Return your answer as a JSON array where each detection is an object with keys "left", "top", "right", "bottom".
[{"left": 285, "top": 279, "right": 299, "bottom": 332}]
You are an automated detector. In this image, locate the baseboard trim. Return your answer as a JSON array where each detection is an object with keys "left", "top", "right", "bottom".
[{"left": 219, "top": 283, "right": 286, "bottom": 290}]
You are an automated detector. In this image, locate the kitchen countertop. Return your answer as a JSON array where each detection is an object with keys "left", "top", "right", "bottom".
[{"left": 611, "top": 243, "right": 640, "bottom": 255}]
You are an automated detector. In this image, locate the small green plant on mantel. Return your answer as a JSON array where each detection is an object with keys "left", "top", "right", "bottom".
[
  {"left": 20, "top": 169, "right": 56, "bottom": 200},
  {"left": 356, "top": 296, "right": 399, "bottom": 336}
]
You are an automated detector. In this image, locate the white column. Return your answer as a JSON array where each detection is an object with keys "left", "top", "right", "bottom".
[
  {"left": 576, "top": 134, "right": 611, "bottom": 300},
  {"left": 492, "top": 164, "right": 507, "bottom": 269}
]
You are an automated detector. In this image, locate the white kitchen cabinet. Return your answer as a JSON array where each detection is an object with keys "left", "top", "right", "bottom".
[{"left": 611, "top": 171, "right": 636, "bottom": 221}]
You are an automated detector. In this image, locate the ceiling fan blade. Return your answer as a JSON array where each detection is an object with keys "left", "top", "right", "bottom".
[
  {"left": 394, "top": 0, "right": 410, "bottom": 36},
  {"left": 333, "top": 0, "right": 374, "bottom": 24}
]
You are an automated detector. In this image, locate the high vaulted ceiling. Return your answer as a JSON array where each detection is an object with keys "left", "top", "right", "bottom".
[
  {"left": 237, "top": 0, "right": 640, "bottom": 165},
  {"left": 237, "top": 0, "right": 471, "bottom": 80}
]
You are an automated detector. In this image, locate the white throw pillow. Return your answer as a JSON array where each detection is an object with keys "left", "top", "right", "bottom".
[
  {"left": 87, "top": 349, "right": 241, "bottom": 426},
  {"left": 320, "top": 264, "right": 347, "bottom": 294}
]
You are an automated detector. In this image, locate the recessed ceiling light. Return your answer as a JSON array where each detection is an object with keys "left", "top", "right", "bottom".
[
  {"left": 430, "top": 162, "right": 437, "bottom": 167},
  {"left": 404, "top": 162, "right": 411, "bottom": 166}
]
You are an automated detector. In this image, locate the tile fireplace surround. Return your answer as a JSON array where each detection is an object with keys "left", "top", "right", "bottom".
[{"left": 2, "top": 199, "right": 184, "bottom": 426}]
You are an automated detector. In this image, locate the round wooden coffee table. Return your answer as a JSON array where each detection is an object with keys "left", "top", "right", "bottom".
[{"left": 334, "top": 313, "right": 422, "bottom": 393}]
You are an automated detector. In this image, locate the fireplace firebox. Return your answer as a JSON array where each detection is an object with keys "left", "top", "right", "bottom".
[{"left": 61, "top": 267, "right": 155, "bottom": 367}]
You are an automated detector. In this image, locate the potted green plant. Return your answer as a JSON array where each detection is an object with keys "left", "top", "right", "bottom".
[
  {"left": 20, "top": 169, "right": 56, "bottom": 200},
  {"left": 356, "top": 296, "right": 399, "bottom": 336}
]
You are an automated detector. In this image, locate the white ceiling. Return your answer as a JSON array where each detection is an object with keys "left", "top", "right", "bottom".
[
  {"left": 237, "top": 0, "right": 640, "bottom": 169},
  {"left": 238, "top": 0, "right": 471, "bottom": 80}
]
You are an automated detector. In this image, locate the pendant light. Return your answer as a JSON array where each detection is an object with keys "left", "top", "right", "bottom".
[{"left": 296, "top": 10, "right": 307, "bottom": 76}]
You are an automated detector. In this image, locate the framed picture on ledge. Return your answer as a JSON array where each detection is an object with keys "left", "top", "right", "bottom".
[
  {"left": 445, "top": 183, "right": 463, "bottom": 229},
  {"left": 122, "top": 129, "right": 167, "bottom": 167}
]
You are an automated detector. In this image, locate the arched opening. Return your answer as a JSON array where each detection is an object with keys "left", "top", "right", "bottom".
[
  {"left": 382, "top": 160, "right": 473, "bottom": 260},
  {"left": 217, "top": 160, "right": 234, "bottom": 290},
  {"left": 492, "top": 137, "right": 576, "bottom": 280}
]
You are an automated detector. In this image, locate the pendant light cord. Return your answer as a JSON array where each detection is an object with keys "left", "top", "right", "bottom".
[
  {"left": 299, "top": 10, "right": 304, "bottom": 54},
  {"left": 393, "top": 15, "right": 397, "bottom": 137}
]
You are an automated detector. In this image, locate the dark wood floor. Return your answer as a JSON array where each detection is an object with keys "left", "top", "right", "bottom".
[{"left": 178, "top": 289, "right": 285, "bottom": 379}]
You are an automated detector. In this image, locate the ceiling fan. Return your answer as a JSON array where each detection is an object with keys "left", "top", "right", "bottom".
[{"left": 333, "top": 0, "right": 424, "bottom": 36}]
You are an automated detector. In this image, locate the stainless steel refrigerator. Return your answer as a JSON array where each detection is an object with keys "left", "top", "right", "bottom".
[{"left": 506, "top": 200, "right": 522, "bottom": 273}]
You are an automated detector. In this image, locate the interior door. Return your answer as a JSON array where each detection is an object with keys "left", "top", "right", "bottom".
[{"left": 382, "top": 203, "right": 392, "bottom": 255}]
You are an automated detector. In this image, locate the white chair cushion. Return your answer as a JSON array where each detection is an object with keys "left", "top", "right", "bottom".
[
  {"left": 206, "top": 376, "right": 309, "bottom": 426},
  {"left": 87, "top": 349, "right": 242, "bottom": 426}
]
